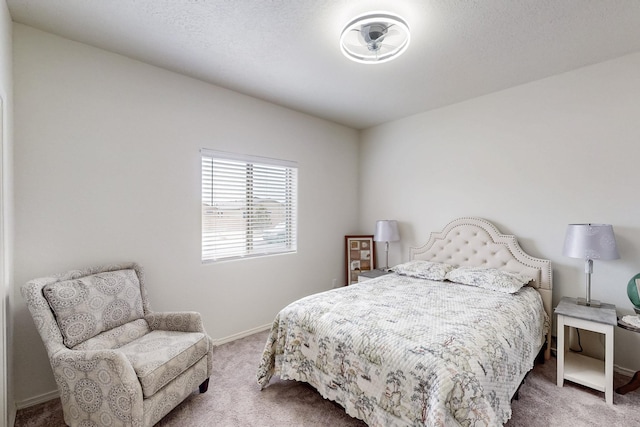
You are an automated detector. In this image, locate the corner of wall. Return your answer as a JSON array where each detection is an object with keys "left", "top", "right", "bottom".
[{"left": 1, "top": 0, "right": 13, "bottom": 425}]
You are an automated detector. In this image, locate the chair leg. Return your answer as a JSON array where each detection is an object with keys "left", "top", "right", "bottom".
[{"left": 199, "top": 378, "right": 210, "bottom": 393}]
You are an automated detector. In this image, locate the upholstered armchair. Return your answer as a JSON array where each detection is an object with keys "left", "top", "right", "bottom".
[{"left": 21, "top": 262, "right": 214, "bottom": 427}]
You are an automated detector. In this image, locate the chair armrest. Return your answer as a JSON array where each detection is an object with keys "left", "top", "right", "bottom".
[
  {"left": 51, "top": 348, "right": 144, "bottom": 424},
  {"left": 145, "top": 311, "right": 205, "bottom": 333}
]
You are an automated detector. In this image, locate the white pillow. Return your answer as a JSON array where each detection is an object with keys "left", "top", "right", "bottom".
[
  {"left": 391, "top": 260, "right": 454, "bottom": 281},
  {"left": 445, "top": 267, "right": 532, "bottom": 294}
]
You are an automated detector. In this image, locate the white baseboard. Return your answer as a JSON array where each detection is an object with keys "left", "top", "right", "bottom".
[
  {"left": 15, "top": 389, "right": 60, "bottom": 410},
  {"left": 615, "top": 364, "right": 636, "bottom": 377},
  {"left": 213, "top": 323, "right": 271, "bottom": 346}
]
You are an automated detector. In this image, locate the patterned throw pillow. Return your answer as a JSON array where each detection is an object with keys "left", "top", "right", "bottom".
[
  {"left": 392, "top": 260, "right": 455, "bottom": 281},
  {"left": 43, "top": 269, "right": 144, "bottom": 347},
  {"left": 445, "top": 267, "right": 532, "bottom": 294}
]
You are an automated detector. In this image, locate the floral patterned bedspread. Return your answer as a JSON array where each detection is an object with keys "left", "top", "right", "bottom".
[{"left": 257, "top": 274, "right": 549, "bottom": 427}]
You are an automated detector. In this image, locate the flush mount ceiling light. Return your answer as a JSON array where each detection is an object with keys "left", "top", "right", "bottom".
[{"left": 340, "top": 12, "right": 410, "bottom": 64}]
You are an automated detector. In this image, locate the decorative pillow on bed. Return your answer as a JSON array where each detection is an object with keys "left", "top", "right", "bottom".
[
  {"left": 391, "top": 260, "right": 454, "bottom": 281},
  {"left": 445, "top": 267, "right": 533, "bottom": 294}
]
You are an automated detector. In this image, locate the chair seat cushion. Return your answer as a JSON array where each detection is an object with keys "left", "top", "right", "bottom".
[{"left": 117, "top": 330, "right": 209, "bottom": 398}]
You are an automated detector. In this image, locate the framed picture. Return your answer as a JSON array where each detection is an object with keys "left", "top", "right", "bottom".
[{"left": 345, "top": 235, "right": 375, "bottom": 285}]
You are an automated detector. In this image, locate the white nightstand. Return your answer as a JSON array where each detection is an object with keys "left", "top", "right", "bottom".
[
  {"left": 357, "top": 269, "right": 392, "bottom": 283},
  {"left": 555, "top": 296, "right": 616, "bottom": 404}
]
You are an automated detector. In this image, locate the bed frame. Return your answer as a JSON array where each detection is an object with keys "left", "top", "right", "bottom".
[{"left": 409, "top": 217, "right": 553, "bottom": 360}]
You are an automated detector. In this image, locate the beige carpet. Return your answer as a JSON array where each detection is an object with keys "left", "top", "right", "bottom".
[{"left": 15, "top": 330, "right": 640, "bottom": 426}]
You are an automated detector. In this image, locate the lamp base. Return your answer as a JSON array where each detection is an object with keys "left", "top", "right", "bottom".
[{"left": 576, "top": 297, "right": 601, "bottom": 308}]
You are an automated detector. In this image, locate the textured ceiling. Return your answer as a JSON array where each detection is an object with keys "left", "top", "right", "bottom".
[{"left": 8, "top": 0, "right": 640, "bottom": 129}]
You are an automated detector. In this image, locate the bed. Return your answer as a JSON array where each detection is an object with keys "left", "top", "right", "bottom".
[{"left": 257, "top": 217, "right": 552, "bottom": 426}]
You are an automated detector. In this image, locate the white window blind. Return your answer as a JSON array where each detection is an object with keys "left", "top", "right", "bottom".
[{"left": 201, "top": 149, "right": 297, "bottom": 262}]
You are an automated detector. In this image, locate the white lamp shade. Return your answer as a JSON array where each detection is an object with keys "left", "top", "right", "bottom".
[
  {"left": 374, "top": 220, "right": 400, "bottom": 242},
  {"left": 563, "top": 224, "right": 619, "bottom": 260}
]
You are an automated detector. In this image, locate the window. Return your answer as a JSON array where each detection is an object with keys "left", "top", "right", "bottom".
[{"left": 201, "top": 149, "right": 297, "bottom": 262}]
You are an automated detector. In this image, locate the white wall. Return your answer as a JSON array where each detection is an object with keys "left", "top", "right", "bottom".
[
  {"left": 12, "top": 24, "right": 359, "bottom": 402},
  {"left": 0, "top": 0, "right": 12, "bottom": 424},
  {"left": 360, "top": 52, "right": 640, "bottom": 372}
]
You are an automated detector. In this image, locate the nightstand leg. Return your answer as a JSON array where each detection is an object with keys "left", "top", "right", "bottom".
[
  {"left": 605, "top": 325, "right": 614, "bottom": 405},
  {"left": 557, "top": 314, "right": 565, "bottom": 387}
]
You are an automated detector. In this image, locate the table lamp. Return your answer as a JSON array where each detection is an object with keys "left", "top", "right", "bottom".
[
  {"left": 374, "top": 220, "right": 400, "bottom": 270},
  {"left": 563, "top": 223, "right": 619, "bottom": 307}
]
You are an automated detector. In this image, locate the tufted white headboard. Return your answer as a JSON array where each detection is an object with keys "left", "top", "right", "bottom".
[{"left": 410, "top": 217, "right": 553, "bottom": 358}]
